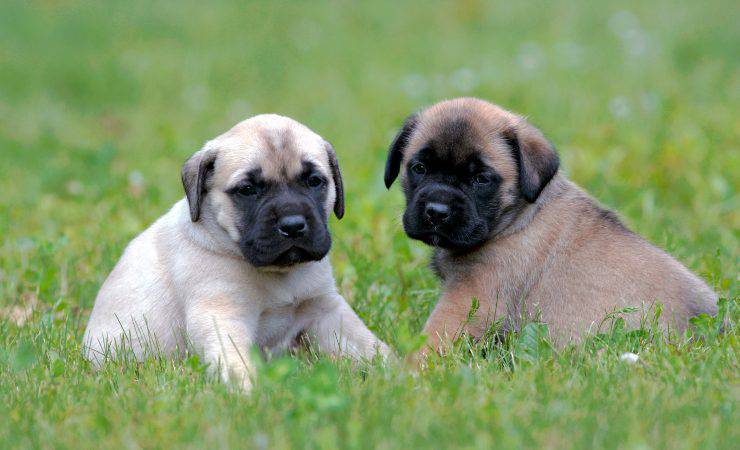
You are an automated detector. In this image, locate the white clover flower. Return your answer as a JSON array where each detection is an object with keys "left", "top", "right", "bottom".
[
  {"left": 66, "top": 180, "right": 83, "bottom": 195},
  {"left": 609, "top": 96, "right": 631, "bottom": 118},
  {"left": 128, "top": 171, "right": 145, "bottom": 197},
  {"left": 619, "top": 352, "right": 640, "bottom": 364},
  {"left": 450, "top": 68, "right": 478, "bottom": 93},
  {"left": 517, "top": 42, "right": 544, "bottom": 73},
  {"left": 400, "top": 73, "right": 428, "bottom": 98},
  {"left": 608, "top": 10, "right": 648, "bottom": 57}
]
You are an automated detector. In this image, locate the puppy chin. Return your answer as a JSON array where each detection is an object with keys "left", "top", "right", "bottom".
[{"left": 403, "top": 216, "right": 489, "bottom": 253}]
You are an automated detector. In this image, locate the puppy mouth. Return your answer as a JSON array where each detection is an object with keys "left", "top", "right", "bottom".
[
  {"left": 242, "top": 238, "right": 331, "bottom": 267},
  {"left": 409, "top": 230, "right": 454, "bottom": 248},
  {"left": 271, "top": 246, "right": 324, "bottom": 266},
  {"left": 416, "top": 230, "right": 487, "bottom": 252},
  {"left": 410, "top": 226, "right": 444, "bottom": 246},
  {"left": 404, "top": 219, "right": 488, "bottom": 252}
]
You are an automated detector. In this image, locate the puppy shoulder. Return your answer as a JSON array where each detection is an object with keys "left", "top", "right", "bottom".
[
  {"left": 557, "top": 182, "right": 634, "bottom": 240},
  {"left": 109, "top": 209, "right": 172, "bottom": 274}
]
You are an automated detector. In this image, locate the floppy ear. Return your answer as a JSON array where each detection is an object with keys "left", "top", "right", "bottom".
[
  {"left": 384, "top": 113, "right": 418, "bottom": 188},
  {"left": 503, "top": 120, "right": 560, "bottom": 203},
  {"left": 181, "top": 147, "right": 218, "bottom": 222},
  {"left": 324, "top": 141, "right": 345, "bottom": 219}
]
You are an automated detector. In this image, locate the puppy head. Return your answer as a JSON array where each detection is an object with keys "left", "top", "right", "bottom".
[
  {"left": 384, "top": 98, "right": 559, "bottom": 252},
  {"left": 182, "top": 114, "right": 344, "bottom": 267}
]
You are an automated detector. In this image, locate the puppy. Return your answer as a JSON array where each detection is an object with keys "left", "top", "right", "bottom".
[
  {"left": 384, "top": 98, "right": 718, "bottom": 350},
  {"left": 84, "top": 114, "right": 389, "bottom": 390}
]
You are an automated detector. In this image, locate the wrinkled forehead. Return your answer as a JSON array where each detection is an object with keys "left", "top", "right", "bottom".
[
  {"left": 210, "top": 117, "right": 329, "bottom": 185},
  {"left": 404, "top": 112, "right": 510, "bottom": 168}
]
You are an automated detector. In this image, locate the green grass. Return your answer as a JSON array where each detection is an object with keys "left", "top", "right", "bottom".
[{"left": 1, "top": 0, "right": 738, "bottom": 448}]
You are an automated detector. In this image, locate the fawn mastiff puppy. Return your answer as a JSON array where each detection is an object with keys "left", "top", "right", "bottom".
[
  {"left": 84, "top": 114, "right": 389, "bottom": 390},
  {"left": 384, "top": 98, "right": 718, "bottom": 350}
]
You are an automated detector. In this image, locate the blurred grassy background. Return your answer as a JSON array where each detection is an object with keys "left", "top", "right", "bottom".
[{"left": 0, "top": 0, "right": 738, "bottom": 448}]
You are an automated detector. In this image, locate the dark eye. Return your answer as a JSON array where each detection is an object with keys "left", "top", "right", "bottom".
[
  {"left": 307, "top": 174, "right": 324, "bottom": 188},
  {"left": 237, "top": 184, "right": 257, "bottom": 196},
  {"left": 411, "top": 162, "right": 427, "bottom": 175},
  {"left": 474, "top": 173, "right": 491, "bottom": 184}
]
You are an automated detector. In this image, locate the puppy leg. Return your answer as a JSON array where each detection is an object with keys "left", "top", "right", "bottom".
[
  {"left": 303, "top": 294, "right": 391, "bottom": 361},
  {"left": 186, "top": 300, "right": 259, "bottom": 392},
  {"left": 421, "top": 285, "right": 506, "bottom": 356},
  {"left": 421, "top": 295, "right": 473, "bottom": 355}
]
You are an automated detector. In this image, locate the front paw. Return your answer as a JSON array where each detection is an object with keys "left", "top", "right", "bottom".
[
  {"left": 405, "top": 347, "right": 431, "bottom": 370},
  {"left": 219, "top": 365, "right": 254, "bottom": 393},
  {"left": 375, "top": 341, "right": 399, "bottom": 363},
  {"left": 236, "top": 375, "right": 253, "bottom": 393},
  {"left": 227, "top": 373, "right": 253, "bottom": 393}
]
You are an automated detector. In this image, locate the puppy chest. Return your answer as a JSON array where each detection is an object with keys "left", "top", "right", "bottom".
[{"left": 255, "top": 305, "right": 304, "bottom": 350}]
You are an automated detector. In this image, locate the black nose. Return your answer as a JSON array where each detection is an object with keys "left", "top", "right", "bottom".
[
  {"left": 277, "top": 215, "right": 308, "bottom": 238},
  {"left": 424, "top": 202, "right": 451, "bottom": 224}
]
